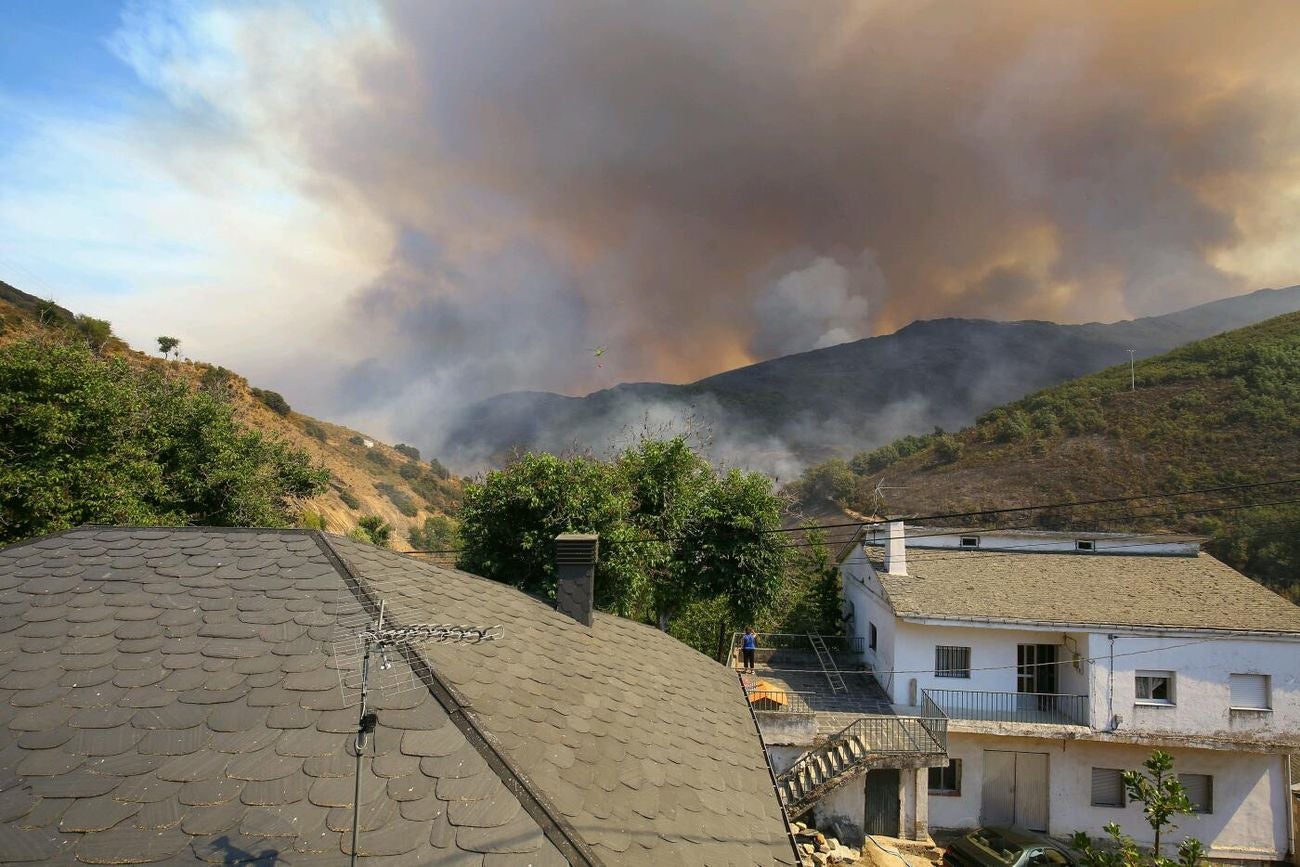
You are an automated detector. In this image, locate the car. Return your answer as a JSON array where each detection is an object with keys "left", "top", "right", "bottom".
[{"left": 943, "top": 827, "right": 1078, "bottom": 867}]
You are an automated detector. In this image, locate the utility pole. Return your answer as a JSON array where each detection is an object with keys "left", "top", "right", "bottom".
[{"left": 1126, "top": 349, "right": 1136, "bottom": 392}]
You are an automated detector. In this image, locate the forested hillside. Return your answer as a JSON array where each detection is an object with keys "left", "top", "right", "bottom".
[
  {"left": 794, "top": 312, "right": 1300, "bottom": 599},
  {"left": 0, "top": 280, "right": 461, "bottom": 548}
]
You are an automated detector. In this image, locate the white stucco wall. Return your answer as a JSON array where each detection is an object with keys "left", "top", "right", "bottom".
[
  {"left": 843, "top": 551, "right": 899, "bottom": 697},
  {"left": 1089, "top": 633, "right": 1300, "bottom": 740},
  {"left": 929, "top": 734, "right": 1289, "bottom": 861},
  {"left": 887, "top": 621, "right": 1091, "bottom": 710}
]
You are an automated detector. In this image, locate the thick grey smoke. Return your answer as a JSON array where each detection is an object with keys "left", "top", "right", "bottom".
[{"left": 104, "top": 0, "right": 1300, "bottom": 461}]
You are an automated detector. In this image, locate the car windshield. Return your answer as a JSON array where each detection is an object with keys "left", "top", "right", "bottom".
[{"left": 967, "top": 830, "right": 1026, "bottom": 864}]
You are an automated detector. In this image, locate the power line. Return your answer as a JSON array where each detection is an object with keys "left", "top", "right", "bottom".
[{"left": 399, "top": 482, "right": 1300, "bottom": 555}]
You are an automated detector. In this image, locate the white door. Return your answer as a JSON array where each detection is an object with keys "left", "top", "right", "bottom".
[
  {"left": 1014, "top": 752, "right": 1049, "bottom": 832},
  {"left": 981, "top": 750, "right": 1049, "bottom": 831},
  {"left": 981, "top": 751, "right": 1015, "bottom": 826}
]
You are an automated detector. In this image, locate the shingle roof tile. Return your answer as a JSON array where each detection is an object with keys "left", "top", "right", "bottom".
[{"left": 866, "top": 545, "right": 1300, "bottom": 631}]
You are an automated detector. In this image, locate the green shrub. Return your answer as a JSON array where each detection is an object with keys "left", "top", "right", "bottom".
[
  {"left": 74, "top": 315, "right": 113, "bottom": 351},
  {"left": 429, "top": 457, "right": 451, "bottom": 480},
  {"left": 351, "top": 515, "right": 392, "bottom": 547},
  {"left": 376, "top": 482, "right": 418, "bottom": 517},
  {"left": 303, "top": 420, "right": 327, "bottom": 442},
  {"left": 394, "top": 443, "right": 421, "bottom": 461},
  {"left": 365, "top": 449, "right": 390, "bottom": 469},
  {"left": 338, "top": 488, "right": 361, "bottom": 510},
  {"left": 348, "top": 435, "right": 366, "bottom": 446},
  {"left": 251, "top": 387, "right": 291, "bottom": 416},
  {"left": 932, "top": 434, "right": 963, "bottom": 464},
  {"left": 398, "top": 463, "right": 421, "bottom": 480},
  {"left": 409, "top": 514, "right": 459, "bottom": 550},
  {"left": 300, "top": 510, "right": 327, "bottom": 531}
]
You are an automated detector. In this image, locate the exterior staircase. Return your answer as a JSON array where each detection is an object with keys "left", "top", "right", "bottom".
[{"left": 774, "top": 714, "right": 949, "bottom": 820}]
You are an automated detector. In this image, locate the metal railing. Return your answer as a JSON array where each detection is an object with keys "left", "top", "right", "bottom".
[
  {"left": 922, "top": 688, "right": 1089, "bottom": 727},
  {"left": 745, "top": 688, "right": 817, "bottom": 715},
  {"left": 726, "top": 632, "right": 865, "bottom": 669}
]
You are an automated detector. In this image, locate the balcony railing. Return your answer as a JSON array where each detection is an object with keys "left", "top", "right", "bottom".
[{"left": 923, "top": 688, "right": 1089, "bottom": 727}]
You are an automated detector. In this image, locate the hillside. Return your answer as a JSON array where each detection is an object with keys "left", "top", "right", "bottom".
[
  {"left": 806, "top": 311, "right": 1300, "bottom": 598},
  {"left": 444, "top": 286, "right": 1300, "bottom": 471},
  {"left": 0, "top": 280, "right": 460, "bottom": 549}
]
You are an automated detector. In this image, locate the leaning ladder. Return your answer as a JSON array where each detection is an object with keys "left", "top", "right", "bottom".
[{"left": 808, "top": 633, "right": 847, "bottom": 693}]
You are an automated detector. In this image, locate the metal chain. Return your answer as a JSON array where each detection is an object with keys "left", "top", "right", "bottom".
[{"left": 360, "top": 624, "right": 505, "bottom": 645}]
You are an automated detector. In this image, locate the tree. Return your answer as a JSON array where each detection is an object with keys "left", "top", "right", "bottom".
[
  {"left": 797, "top": 458, "right": 855, "bottom": 504},
  {"left": 1071, "top": 751, "right": 1206, "bottom": 867},
  {"left": 0, "top": 336, "right": 328, "bottom": 544},
  {"left": 157, "top": 335, "right": 180, "bottom": 358},
  {"left": 456, "top": 437, "right": 786, "bottom": 643},
  {"left": 251, "top": 387, "right": 291, "bottom": 416},
  {"left": 777, "top": 524, "right": 845, "bottom": 634},
  {"left": 75, "top": 315, "right": 113, "bottom": 351},
  {"left": 409, "top": 514, "right": 459, "bottom": 551},
  {"left": 394, "top": 443, "right": 421, "bottom": 461},
  {"left": 350, "top": 515, "right": 392, "bottom": 547}
]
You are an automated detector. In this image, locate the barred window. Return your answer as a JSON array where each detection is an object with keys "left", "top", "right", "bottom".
[{"left": 935, "top": 646, "right": 971, "bottom": 678}]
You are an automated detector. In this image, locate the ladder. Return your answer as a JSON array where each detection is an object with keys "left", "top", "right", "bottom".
[{"left": 808, "top": 633, "right": 847, "bottom": 694}]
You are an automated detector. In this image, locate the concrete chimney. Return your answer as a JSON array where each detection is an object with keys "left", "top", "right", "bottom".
[
  {"left": 883, "top": 521, "right": 907, "bottom": 575},
  {"left": 555, "top": 533, "right": 598, "bottom": 627}
]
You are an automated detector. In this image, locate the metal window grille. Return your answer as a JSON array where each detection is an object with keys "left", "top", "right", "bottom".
[
  {"left": 1178, "top": 773, "right": 1212, "bottom": 814},
  {"left": 1090, "top": 768, "right": 1125, "bottom": 807},
  {"left": 1229, "top": 673, "right": 1270, "bottom": 710},
  {"left": 935, "top": 645, "right": 971, "bottom": 678}
]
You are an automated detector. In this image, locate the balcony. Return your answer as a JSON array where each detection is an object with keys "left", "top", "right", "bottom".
[{"left": 923, "top": 688, "right": 1090, "bottom": 727}]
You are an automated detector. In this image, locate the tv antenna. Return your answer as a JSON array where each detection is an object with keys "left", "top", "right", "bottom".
[
  {"left": 1126, "top": 349, "right": 1136, "bottom": 391},
  {"left": 870, "top": 478, "right": 907, "bottom": 516},
  {"left": 331, "top": 598, "right": 503, "bottom": 865}
]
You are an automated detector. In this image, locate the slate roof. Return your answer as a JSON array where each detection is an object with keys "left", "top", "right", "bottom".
[
  {"left": 0, "top": 527, "right": 796, "bottom": 866},
  {"left": 862, "top": 545, "right": 1300, "bottom": 634}
]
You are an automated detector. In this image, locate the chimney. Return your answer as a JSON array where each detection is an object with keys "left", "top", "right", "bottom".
[
  {"left": 883, "top": 521, "right": 907, "bottom": 575},
  {"left": 555, "top": 533, "right": 598, "bottom": 627}
]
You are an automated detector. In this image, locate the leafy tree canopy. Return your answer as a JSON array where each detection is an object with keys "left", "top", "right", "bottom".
[
  {"left": 456, "top": 437, "right": 786, "bottom": 640},
  {"left": 0, "top": 337, "right": 328, "bottom": 544}
]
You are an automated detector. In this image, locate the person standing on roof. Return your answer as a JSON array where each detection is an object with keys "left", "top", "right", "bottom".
[{"left": 741, "top": 627, "right": 757, "bottom": 673}]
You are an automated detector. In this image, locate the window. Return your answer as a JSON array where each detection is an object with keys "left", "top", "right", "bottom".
[
  {"left": 928, "top": 759, "right": 961, "bottom": 795},
  {"left": 1229, "top": 673, "right": 1270, "bottom": 710},
  {"left": 935, "top": 646, "right": 971, "bottom": 678},
  {"left": 1178, "top": 774, "right": 1212, "bottom": 813},
  {"left": 869, "top": 623, "right": 878, "bottom": 651},
  {"left": 1090, "top": 768, "right": 1126, "bottom": 807},
  {"left": 959, "top": 536, "right": 980, "bottom": 548},
  {"left": 1075, "top": 540, "right": 1095, "bottom": 552},
  {"left": 1135, "top": 670, "right": 1174, "bottom": 704}
]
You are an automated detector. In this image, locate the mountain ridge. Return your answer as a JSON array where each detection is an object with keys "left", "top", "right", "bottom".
[{"left": 445, "top": 285, "right": 1300, "bottom": 471}]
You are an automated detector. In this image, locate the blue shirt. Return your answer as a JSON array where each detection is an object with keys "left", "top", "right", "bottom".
[{"left": 742, "top": 633, "right": 756, "bottom": 650}]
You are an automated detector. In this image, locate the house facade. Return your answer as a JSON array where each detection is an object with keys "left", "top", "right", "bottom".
[{"left": 841, "top": 523, "right": 1300, "bottom": 861}]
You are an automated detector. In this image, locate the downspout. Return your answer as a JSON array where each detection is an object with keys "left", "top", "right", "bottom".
[{"left": 1106, "top": 634, "right": 1117, "bottom": 731}]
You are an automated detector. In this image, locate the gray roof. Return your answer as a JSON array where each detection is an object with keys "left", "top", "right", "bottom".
[
  {"left": 0, "top": 527, "right": 795, "bottom": 865},
  {"left": 864, "top": 546, "right": 1300, "bottom": 634}
]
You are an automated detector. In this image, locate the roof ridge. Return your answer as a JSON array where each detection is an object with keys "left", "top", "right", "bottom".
[{"left": 311, "top": 532, "right": 604, "bottom": 867}]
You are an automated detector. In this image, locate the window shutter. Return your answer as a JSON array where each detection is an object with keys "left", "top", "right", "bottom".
[
  {"left": 1090, "top": 768, "right": 1124, "bottom": 807},
  {"left": 1229, "top": 673, "right": 1269, "bottom": 709},
  {"left": 1178, "top": 774, "right": 1212, "bottom": 813}
]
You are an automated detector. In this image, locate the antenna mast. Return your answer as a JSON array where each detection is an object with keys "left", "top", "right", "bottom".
[
  {"left": 1127, "top": 349, "right": 1136, "bottom": 391},
  {"left": 339, "top": 599, "right": 503, "bottom": 865}
]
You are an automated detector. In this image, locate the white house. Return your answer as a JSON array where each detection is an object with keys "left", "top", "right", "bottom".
[{"left": 840, "top": 522, "right": 1300, "bottom": 862}]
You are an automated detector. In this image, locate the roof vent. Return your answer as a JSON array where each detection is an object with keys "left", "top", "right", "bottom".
[{"left": 555, "top": 534, "right": 598, "bottom": 627}]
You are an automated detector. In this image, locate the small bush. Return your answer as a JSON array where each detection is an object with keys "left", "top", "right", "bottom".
[
  {"left": 429, "top": 457, "right": 451, "bottom": 480},
  {"left": 251, "top": 388, "right": 291, "bottom": 416},
  {"left": 75, "top": 315, "right": 113, "bottom": 351},
  {"left": 200, "top": 366, "right": 233, "bottom": 395},
  {"left": 394, "top": 443, "right": 421, "bottom": 461},
  {"left": 409, "top": 515, "right": 459, "bottom": 550},
  {"left": 376, "top": 482, "right": 418, "bottom": 517},
  {"left": 303, "top": 420, "right": 327, "bottom": 442},
  {"left": 932, "top": 434, "right": 964, "bottom": 464},
  {"left": 354, "top": 515, "right": 392, "bottom": 547},
  {"left": 338, "top": 488, "right": 361, "bottom": 510},
  {"left": 348, "top": 435, "right": 366, "bottom": 446},
  {"left": 300, "top": 510, "right": 327, "bottom": 531},
  {"left": 398, "top": 463, "right": 421, "bottom": 481},
  {"left": 365, "top": 450, "right": 391, "bottom": 469}
]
